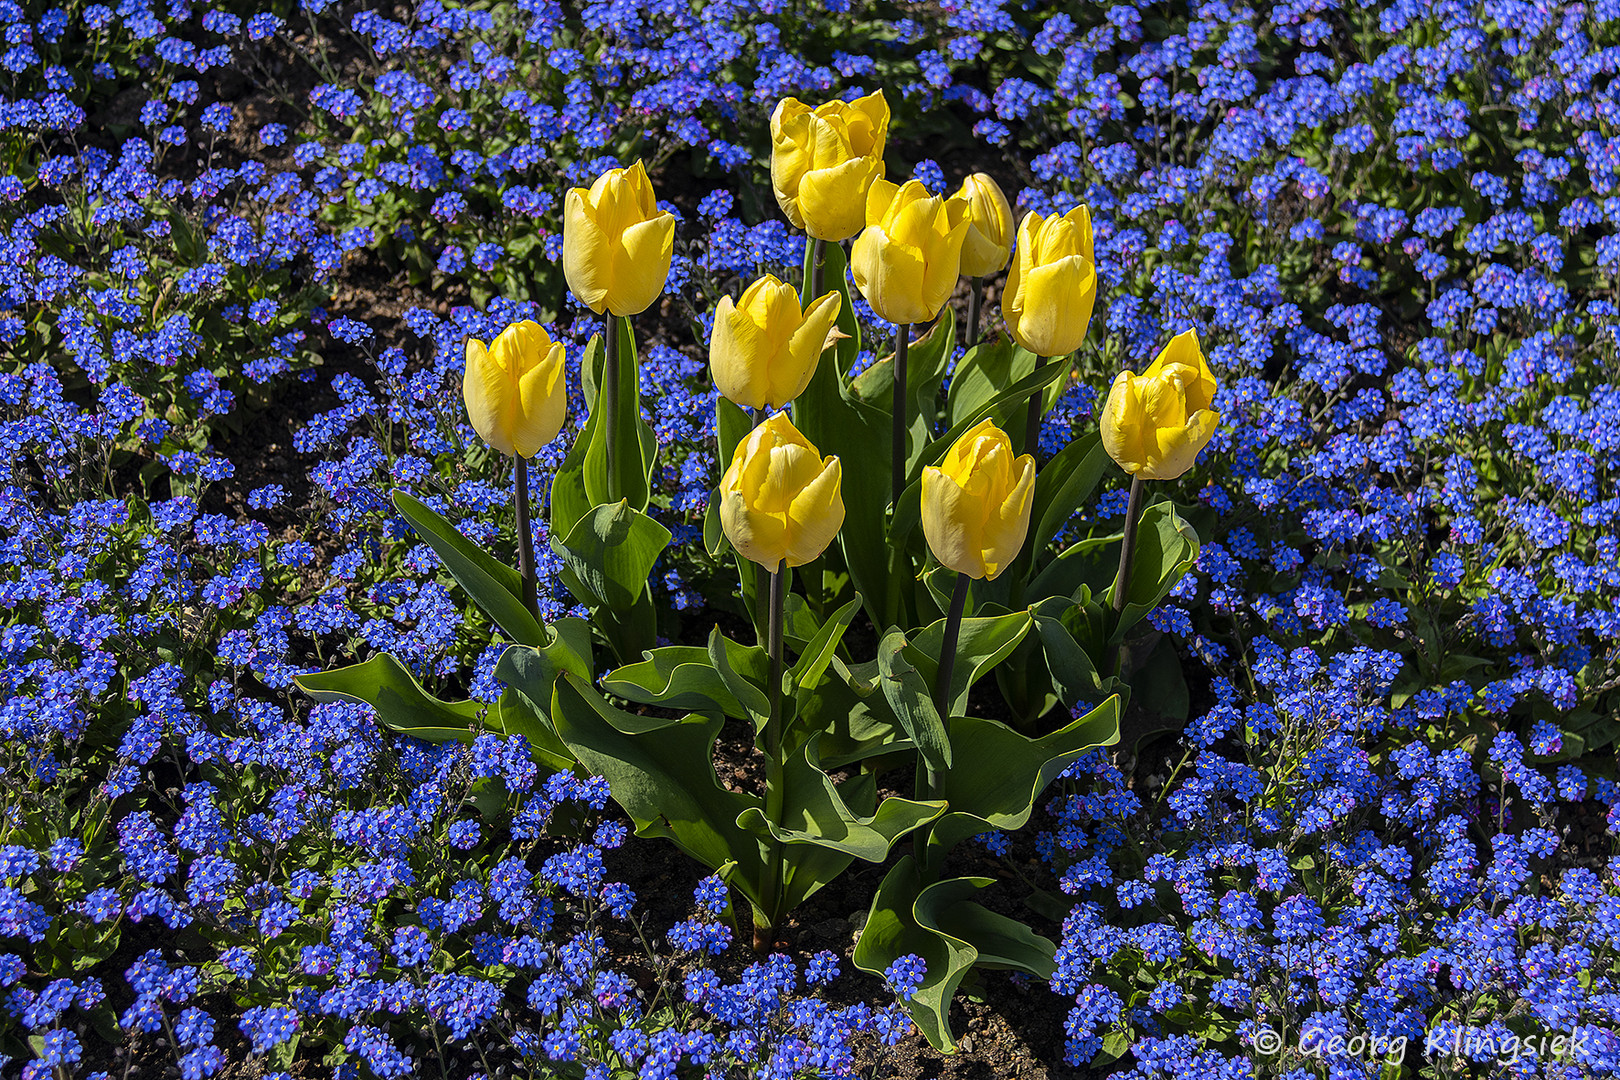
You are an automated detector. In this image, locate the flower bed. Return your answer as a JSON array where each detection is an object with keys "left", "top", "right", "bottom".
[{"left": 2, "top": 0, "right": 1619, "bottom": 1077}]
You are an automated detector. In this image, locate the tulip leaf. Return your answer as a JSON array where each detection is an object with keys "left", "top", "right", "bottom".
[
  {"left": 553, "top": 500, "right": 672, "bottom": 612},
  {"left": 792, "top": 242, "right": 894, "bottom": 632},
  {"left": 550, "top": 326, "right": 660, "bottom": 543},
  {"left": 493, "top": 640, "right": 587, "bottom": 773},
  {"left": 853, "top": 860, "right": 1053, "bottom": 1052},
  {"left": 736, "top": 733, "right": 944, "bottom": 908},
  {"left": 1027, "top": 532, "right": 1119, "bottom": 605},
  {"left": 876, "top": 628, "right": 953, "bottom": 774},
  {"left": 928, "top": 695, "right": 1120, "bottom": 857},
  {"left": 790, "top": 595, "right": 861, "bottom": 692},
  {"left": 296, "top": 653, "right": 486, "bottom": 742},
  {"left": 1110, "top": 501, "right": 1200, "bottom": 644},
  {"left": 549, "top": 672, "right": 769, "bottom": 912},
  {"left": 706, "top": 626, "right": 773, "bottom": 729},
  {"left": 798, "top": 657, "right": 911, "bottom": 768},
  {"left": 1026, "top": 432, "right": 1108, "bottom": 563},
  {"left": 602, "top": 646, "right": 745, "bottom": 717},
  {"left": 1029, "top": 595, "right": 1105, "bottom": 710},
  {"left": 908, "top": 606, "right": 1033, "bottom": 718},
  {"left": 392, "top": 489, "right": 547, "bottom": 647}
]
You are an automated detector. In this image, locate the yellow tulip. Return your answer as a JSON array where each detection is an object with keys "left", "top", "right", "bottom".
[
  {"left": 1099, "top": 329, "right": 1220, "bottom": 480},
  {"left": 1003, "top": 204, "right": 1096, "bottom": 358},
  {"left": 710, "top": 276, "right": 842, "bottom": 411},
  {"left": 462, "top": 321, "right": 568, "bottom": 458},
  {"left": 955, "top": 173, "right": 1014, "bottom": 278},
  {"left": 922, "top": 418, "right": 1036, "bottom": 581},
  {"left": 719, "top": 413, "right": 844, "bottom": 569},
  {"left": 850, "top": 179, "right": 971, "bottom": 326},
  {"left": 770, "top": 91, "right": 890, "bottom": 242},
  {"left": 562, "top": 160, "right": 676, "bottom": 317}
]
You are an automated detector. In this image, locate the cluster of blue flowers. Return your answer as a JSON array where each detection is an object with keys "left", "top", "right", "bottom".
[{"left": 1, "top": 0, "right": 1619, "bottom": 1074}]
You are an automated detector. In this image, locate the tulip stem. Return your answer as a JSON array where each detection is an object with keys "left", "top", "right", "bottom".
[
  {"left": 915, "top": 571, "right": 969, "bottom": 875},
  {"left": 892, "top": 323, "right": 910, "bottom": 507},
  {"left": 1108, "top": 475, "right": 1147, "bottom": 675},
  {"left": 755, "top": 558, "right": 788, "bottom": 953},
  {"left": 965, "top": 276, "right": 982, "bottom": 350},
  {"left": 934, "top": 571, "right": 970, "bottom": 718},
  {"left": 809, "top": 238, "right": 826, "bottom": 298},
  {"left": 603, "top": 313, "right": 620, "bottom": 502},
  {"left": 514, "top": 456, "right": 540, "bottom": 621},
  {"left": 1023, "top": 354, "right": 1047, "bottom": 458}
]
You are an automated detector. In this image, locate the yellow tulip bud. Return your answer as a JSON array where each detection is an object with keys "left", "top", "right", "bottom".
[
  {"left": 921, "top": 418, "right": 1036, "bottom": 581},
  {"left": 955, "top": 173, "right": 1014, "bottom": 278},
  {"left": 719, "top": 413, "right": 844, "bottom": 569},
  {"left": 710, "top": 276, "right": 842, "bottom": 412},
  {"left": 462, "top": 321, "right": 568, "bottom": 458},
  {"left": 850, "top": 179, "right": 971, "bottom": 326},
  {"left": 1003, "top": 205, "right": 1097, "bottom": 358},
  {"left": 770, "top": 91, "right": 890, "bottom": 242},
  {"left": 562, "top": 160, "right": 676, "bottom": 317},
  {"left": 1099, "top": 329, "right": 1220, "bottom": 480}
]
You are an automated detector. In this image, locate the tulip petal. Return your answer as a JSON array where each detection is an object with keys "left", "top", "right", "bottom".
[
  {"left": 720, "top": 489, "right": 790, "bottom": 569},
  {"left": 1011, "top": 256, "right": 1095, "bottom": 358},
  {"left": 978, "top": 451, "right": 1035, "bottom": 581},
  {"left": 511, "top": 345, "right": 568, "bottom": 457},
  {"left": 851, "top": 225, "right": 930, "bottom": 326},
  {"left": 778, "top": 291, "right": 841, "bottom": 407},
  {"left": 608, "top": 212, "right": 675, "bottom": 316},
  {"left": 784, "top": 456, "right": 844, "bottom": 567},
  {"left": 800, "top": 156, "right": 882, "bottom": 242},
  {"left": 1100, "top": 370, "right": 1148, "bottom": 475},
  {"left": 922, "top": 467, "right": 989, "bottom": 579},
  {"left": 463, "top": 338, "right": 515, "bottom": 456},
  {"left": 1145, "top": 408, "right": 1220, "bottom": 481},
  {"left": 562, "top": 189, "right": 612, "bottom": 315}
]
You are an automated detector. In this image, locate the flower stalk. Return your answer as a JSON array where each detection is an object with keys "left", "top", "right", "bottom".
[
  {"left": 755, "top": 558, "right": 788, "bottom": 952},
  {"left": 893, "top": 323, "right": 909, "bottom": 507},
  {"left": 514, "top": 456, "right": 540, "bottom": 620},
  {"left": 603, "top": 313, "right": 620, "bottom": 501},
  {"left": 1108, "top": 474, "right": 1147, "bottom": 674}
]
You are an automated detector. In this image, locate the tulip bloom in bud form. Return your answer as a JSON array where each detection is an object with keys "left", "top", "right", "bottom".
[
  {"left": 922, "top": 419, "right": 1036, "bottom": 581},
  {"left": 955, "top": 173, "right": 1014, "bottom": 278},
  {"left": 1003, "top": 205, "right": 1096, "bottom": 358},
  {"left": 462, "top": 321, "right": 568, "bottom": 458},
  {"left": 851, "top": 179, "right": 971, "bottom": 327},
  {"left": 710, "top": 276, "right": 843, "bottom": 411},
  {"left": 562, "top": 160, "right": 675, "bottom": 317},
  {"left": 1100, "top": 329, "right": 1220, "bottom": 480},
  {"left": 770, "top": 91, "right": 890, "bottom": 242},
  {"left": 720, "top": 414, "right": 845, "bottom": 570}
]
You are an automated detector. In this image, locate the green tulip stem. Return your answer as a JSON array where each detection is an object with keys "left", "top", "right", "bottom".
[
  {"left": 1107, "top": 474, "right": 1148, "bottom": 675},
  {"left": 965, "top": 276, "right": 983, "bottom": 350},
  {"left": 1023, "top": 354, "right": 1048, "bottom": 458},
  {"left": 916, "top": 570, "right": 970, "bottom": 874},
  {"left": 892, "top": 323, "right": 910, "bottom": 507},
  {"left": 603, "top": 312, "right": 621, "bottom": 502},
  {"left": 755, "top": 558, "right": 789, "bottom": 953},
  {"left": 809, "top": 237, "right": 826, "bottom": 298},
  {"left": 513, "top": 456, "right": 540, "bottom": 621}
]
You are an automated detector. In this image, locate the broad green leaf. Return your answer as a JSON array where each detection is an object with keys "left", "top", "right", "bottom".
[
  {"left": 1030, "top": 594, "right": 1104, "bottom": 710},
  {"left": 791, "top": 595, "right": 862, "bottom": 692},
  {"left": 297, "top": 653, "right": 485, "bottom": 742},
  {"left": 603, "top": 646, "right": 745, "bottom": 717},
  {"left": 1129, "top": 636, "right": 1190, "bottom": 724},
  {"left": 550, "top": 326, "right": 659, "bottom": 541},
  {"left": 550, "top": 673, "right": 769, "bottom": 911},
  {"left": 393, "top": 489, "right": 546, "bottom": 646},
  {"left": 909, "top": 606, "right": 1033, "bottom": 718},
  {"left": 930, "top": 694, "right": 1120, "bottom": 857},
  {"left": 876, "top": 628, "right": 952, "bottom": 774},
  {"left": 798, "top": 658, "right": 911, "bottom": 767},
  {"left": 553, "top": 500, "right": 672, "bottom": 611},
  {"left": 1026, "top": 433, "right": 1108, "bottom": 564},
  {"left": 909, "top": 357, "right": 1069, "bottom": 490},
  {"left": 1110, "top": 501, "right": 1200, "bottom": 644},
  {"left": 493, "top": 634, "right": 593, "bottom": 772},
  {"left": 736, "top": 734, "right": 943, "bottom": 907},
  {"left": 707, "top": 626, "right": 772, "bottom": 729}
]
